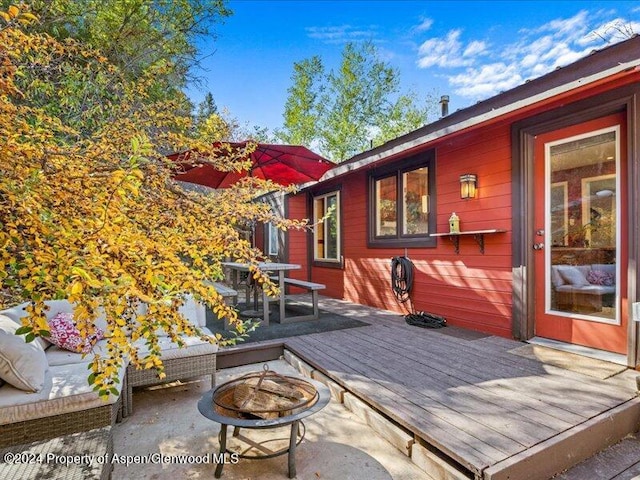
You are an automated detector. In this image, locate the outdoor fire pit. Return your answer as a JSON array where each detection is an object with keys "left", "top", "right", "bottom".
[{"left": 198, "top": 365, "right": 330, "bottom": 478}]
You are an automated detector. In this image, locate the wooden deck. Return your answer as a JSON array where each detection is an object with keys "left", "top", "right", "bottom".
[{"left": 272, "top": 296, "right": 640, "bottom": 480}]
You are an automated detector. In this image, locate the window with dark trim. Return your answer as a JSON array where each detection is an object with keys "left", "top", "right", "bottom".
[{"left": 368, "top": 151, "right": 436, "bottom": 248}]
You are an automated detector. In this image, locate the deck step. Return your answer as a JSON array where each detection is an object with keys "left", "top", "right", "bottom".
[
  {"left": 343, "top": 392, "right": 415, "bottom": 457},
  {"left": 411, "top": 442, "right": 472, "bottom": 480},
  {"left": 484, "top": 396, "right": 640, "bottom": 480},
  {"left": 283, "top": 338, "right": 640, "bottom": 480},
  {"left": 555, "top": 432, "right": 640, "bottom": 479},
  {"left": 284, "top": 348, "right": 472, "bottom": 479}
]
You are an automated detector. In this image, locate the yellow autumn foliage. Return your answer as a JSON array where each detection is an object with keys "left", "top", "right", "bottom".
[{"left": 0, "top": 6, "right": 307, "bottom": 399}]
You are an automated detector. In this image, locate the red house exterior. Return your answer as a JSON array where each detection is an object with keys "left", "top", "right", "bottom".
[{"left": 259, "top": 36, "right": 640, "bottom": 368}]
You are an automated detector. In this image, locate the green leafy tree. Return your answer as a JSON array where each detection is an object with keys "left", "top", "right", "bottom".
[
  {"left": 279, "top": 41, "right": 434, "bottom": 161},
  {"left": 13, "top": 0, "right": 231, "bottom": 81},
  {"left": 2, "top": 0, "right": 232, "bottom": 127},
  {"left": 277, "top": 56, "right": 324, "bottom": 146},
  {"left": 372, "top": 92, "right": 432, "bottom": 147}
]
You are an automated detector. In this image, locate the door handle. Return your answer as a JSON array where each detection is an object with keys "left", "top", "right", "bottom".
[{"left": 533, "top": 243, "right": 544, "bottom": 250}]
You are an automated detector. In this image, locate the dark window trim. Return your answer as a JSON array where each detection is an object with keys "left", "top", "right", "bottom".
[
  {"left": 367, "top": 151, "right": 437, "bottom": 248},
  {"left": 309, "top": 184, "right": 344, "bottom": 269}
]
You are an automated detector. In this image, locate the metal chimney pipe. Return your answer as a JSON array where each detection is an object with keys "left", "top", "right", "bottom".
[{"left": 440, "top": 95, "right": 450, "bottom": 117}]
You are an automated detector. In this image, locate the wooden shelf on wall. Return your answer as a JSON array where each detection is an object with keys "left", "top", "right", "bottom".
[{"left": 430, "top": 229, "right": 507, "bottom": 254}]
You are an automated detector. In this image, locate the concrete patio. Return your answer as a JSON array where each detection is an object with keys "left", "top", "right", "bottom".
[{"left": 113, "top": 359, "right": 427, "bottom": 480}]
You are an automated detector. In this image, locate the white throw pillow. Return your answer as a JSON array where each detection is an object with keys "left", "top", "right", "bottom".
[
  {"left": 1, "top": 301, "right": 51, "bottom": 350},
  {"left": 557, "top": 266, "right": 590, "bottom": 287},
  {"left": 0, "top": 315, "right": 48, "bottom": 392}
]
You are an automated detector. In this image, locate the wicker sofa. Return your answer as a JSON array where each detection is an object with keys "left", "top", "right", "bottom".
[{"left": 0, "top": 297, "right": 218, "bottom": 448}]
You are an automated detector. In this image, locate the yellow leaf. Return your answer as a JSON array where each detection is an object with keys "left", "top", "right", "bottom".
[
  {"left": 8, "top": 6, "right": 19, "bottom": 18},
  {"left": 71, "top": 281, "right": 83, "bottom": 295}
]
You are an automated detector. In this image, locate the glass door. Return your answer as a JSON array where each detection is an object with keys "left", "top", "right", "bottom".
[{"left": 534, "top": 113, "right": 627, "bottom": 354}]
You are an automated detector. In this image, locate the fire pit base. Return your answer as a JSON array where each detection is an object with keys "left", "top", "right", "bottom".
[{"left": 198, "top": 376, "right": 330, "bottom": 478}]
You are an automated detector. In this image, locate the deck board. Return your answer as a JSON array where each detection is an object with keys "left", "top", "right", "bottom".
[
  {"left": 359, "top": 323, "right": 627, "bottom": 415},
  {"left": 280, "top": 296, "right": 639, "bottom": 479},
  {"left": 285, "top": 335, "right": 504, "bottom": 473},
  {"left": 345, "top": 327, "right": 576, "bottom": 433},
  {"left": 371, "top": 319, "right": 633, "bottom": 410},
  {"left": 306, "top": 332, "right": 544, "bottom": 449}
]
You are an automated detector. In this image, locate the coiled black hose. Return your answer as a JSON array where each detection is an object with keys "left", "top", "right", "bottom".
[
  {"left": 391, "top": 256, "right": 447, "bottom": 328},
  {"left": 391, "top": 256, "right": 414, "bottom": 304}
]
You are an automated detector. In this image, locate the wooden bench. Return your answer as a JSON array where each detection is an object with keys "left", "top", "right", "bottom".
[
  {"left": 210, "top": 282, "right": 238, "bottom": 330},
  {"left": 270, "top": 277, "right": 326, "bottom": 322},
  {"left": 211, "top": 282, "right": 238, "bottom": 304}
]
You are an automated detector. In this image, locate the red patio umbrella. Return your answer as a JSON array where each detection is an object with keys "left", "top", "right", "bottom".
[{"left": 169, "top": 142, "right": 334, "bottom": 189}]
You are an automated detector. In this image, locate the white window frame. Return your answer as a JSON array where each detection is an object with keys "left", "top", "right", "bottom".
[
  {"left": 267, "top": 222, "right": 279, "bottom": 256},
  {"left": 313, "top": 191, "right": 341, "bottom": 262},
  {"left": 544, "top": 125, "right": 620, "bottom": 325}
]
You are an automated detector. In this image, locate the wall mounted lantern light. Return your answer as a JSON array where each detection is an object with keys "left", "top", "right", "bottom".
[{"left": 460, "top": 174, "right": 477, "bottom": 199}]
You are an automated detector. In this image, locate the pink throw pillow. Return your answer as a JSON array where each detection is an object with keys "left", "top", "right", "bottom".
[
  {"left": 48, "top": 312, "right": 104, "bottom": 353},
  {"left": 586, "top": 269, "right": 615, "bottom": 286}
]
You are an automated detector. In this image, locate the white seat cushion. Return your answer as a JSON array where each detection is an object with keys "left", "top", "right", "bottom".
[
  {"left": 555, "top": 284, "right": 616, "bottom": 295},
  {"left": 131, "top": 327, "right": 217, "bottom": 361},
  {"left": 45, "top": 339, "right": 112, "bottom": 367},
  {"left": 0, "top": 361, "right": 125, "bottom": 425}
]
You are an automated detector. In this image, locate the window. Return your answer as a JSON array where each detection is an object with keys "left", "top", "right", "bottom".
[
  {"left": 267, "top": 222, "right": 279, "bottom": 256},
  {"left": 313, "top": 191, "right": 340, "bottom": 262},
  {"left": 368, "top": 152, "right": 436, "bottom": 247}
]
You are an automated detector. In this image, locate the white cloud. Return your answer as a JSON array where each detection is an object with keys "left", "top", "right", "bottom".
[
  {"left": 448, "top": 63, "right": 523, "bottom": 97},
  {"left": 463, "top": 40, "right": 488, "bottom": 58},
  {"left": 520, "top": 53, "right": 538, "bottom": 69},
  {"left": 415, "top": 18, "right": 434, "bottom": 32},
  {"left": 520, "top": 10, "right": 590, "bottom": 43},
  {"left": 417, "top": 9, "right": 639, "bottom": 103},
  {"left": 306, "top": 25, "right": 380, "bottom": 44},
  {"left": 544, "top": 10, "right": 590, "bottom": 39},
  {"left": 417, "top": 30, "right": 474, "bottom": 68}
]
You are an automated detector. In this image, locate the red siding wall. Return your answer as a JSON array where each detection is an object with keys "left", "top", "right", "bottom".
[
  {"left": 255, "top": 224, "right": 265, "bottom": 253},
  {"left": 286, "top": 194, "right": 310, "bottom": 292},
  {"left": 271, "top": 69, "right": 640, "bottom": 345},
  {"left": 308, "top": 123, "right": 515, "bottom": 338}
]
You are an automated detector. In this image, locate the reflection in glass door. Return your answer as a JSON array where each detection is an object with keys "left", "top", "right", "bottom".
[{"left": 546, "top": 128, "right": 619, "bottom": 324}]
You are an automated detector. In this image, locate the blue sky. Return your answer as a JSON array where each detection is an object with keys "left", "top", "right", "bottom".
[{"left": 187, "top": 1, "right": 640, "bottom": 135}]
